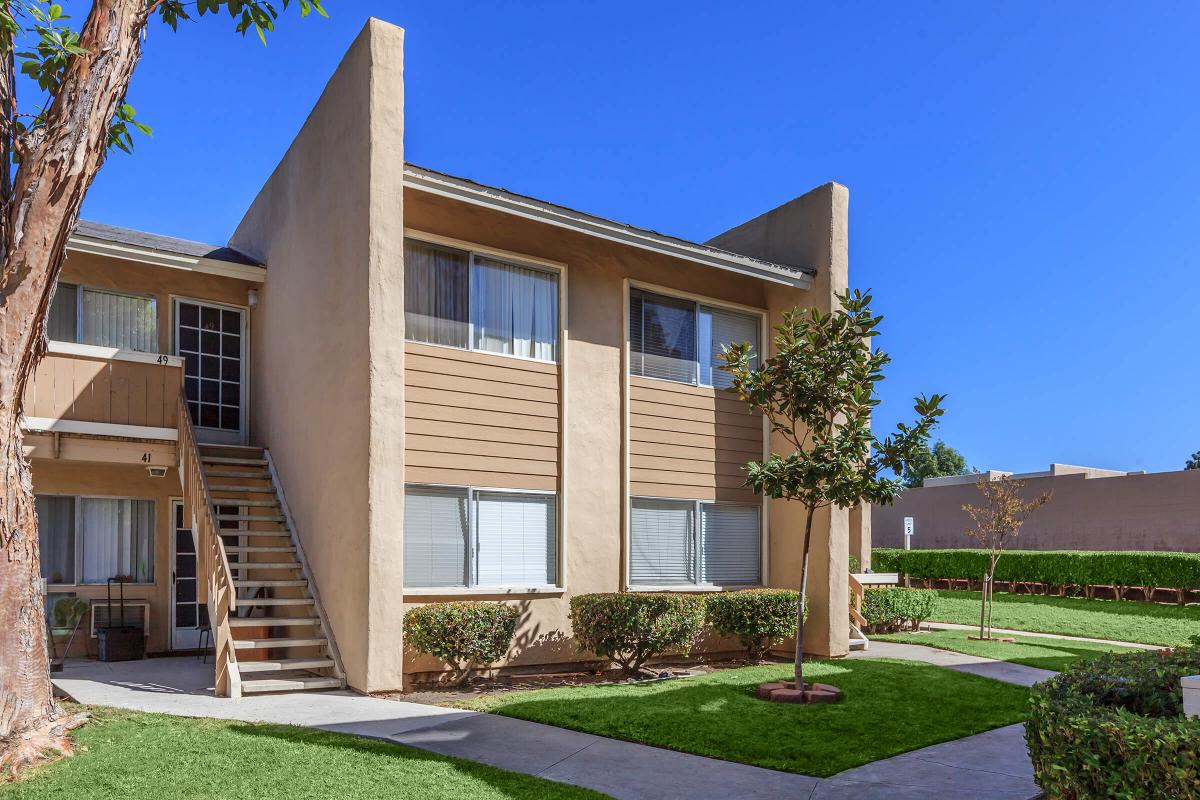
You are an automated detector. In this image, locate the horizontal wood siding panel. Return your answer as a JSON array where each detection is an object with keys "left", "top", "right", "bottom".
[
  {"left": 24, "top": 353, "right": 181, "bottom": 429},
  {"left": 405, "top": 344, "right": 560, "bottom": 490},
  {"left": 629, "top": 376, "right": 762, "bottom": 501},
  {"left": 407, "top": 467, "right": 556, "bottom": 492}
]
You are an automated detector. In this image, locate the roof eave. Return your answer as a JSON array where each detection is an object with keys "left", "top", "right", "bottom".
[
  {"left": 67, "top": 234, "right": 267, "bottom": 283},
  {"left": 403, "top": 166, "right": 814, "bottom": 289}
]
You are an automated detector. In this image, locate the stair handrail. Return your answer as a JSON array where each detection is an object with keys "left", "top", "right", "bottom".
[{"left": 178, "top": 390, "right": 241, "bottom": 698}]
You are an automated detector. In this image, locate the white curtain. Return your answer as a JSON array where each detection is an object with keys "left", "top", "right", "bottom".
[
  {"left": 403, "top": 487, "right": 469, "bottom": 588},
  {"left": 81, "top": 498, "right": 154, "bottom": 584},
  {"left": 699, "top": 306, "right": 758, "bottom": 388},
  {"left": 629, "top": 498, "right": 695, "bottom": 585},
  {"left": 81, "top": 289, "right": 157, "bottom": 352},
  {"left": 475, "top": 492, "right": 556, "bottom": 586},
  {"left": 404, "top": 240, "right": 470, "bottom": 348},
  {"left": 700, "top": 503, "right": 761, "bottom": 585},
  {"left": 472, "top": 257, "right": 558, "bottom": 360}
]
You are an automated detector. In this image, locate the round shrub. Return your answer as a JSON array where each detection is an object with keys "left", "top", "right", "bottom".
[
  {"left": 861, "top": 587, "right": 938, "bottom": 633},
  {"left": 1026, "top": 644, "right": 1200, "bottom": 799},
  {"left": 403, "top": 601, "right": 519, "bottom": 684},
  {"left": 570, "top": 593, "right": 705, "bottom": 675},
  {"left": 706, "top": 589, "right": 801, "bottom": 661}
]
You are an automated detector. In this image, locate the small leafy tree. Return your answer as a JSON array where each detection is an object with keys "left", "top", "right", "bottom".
[
  {"left": 722, "top": 289, "right": 944, "bottom": 690},
  {"left": 962, "top": 475, "right": 1052, "bottom": 639},
  {"left": 902, "top": 440, "right": 971, "bottom": 488},
  {"left": 1185, "top": 451, "right": 1200, "bottom": 470}
]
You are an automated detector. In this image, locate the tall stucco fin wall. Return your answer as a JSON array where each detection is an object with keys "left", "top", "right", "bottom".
[{"left": 706, "top": 184, "right": 853, "bottom": 657}]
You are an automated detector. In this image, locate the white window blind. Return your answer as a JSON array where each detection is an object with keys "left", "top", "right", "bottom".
[
  {"left": 475, "top": 492, "right": 556, "bottom": 586},
  {"left": 35, "top": 495, "right": 76, "bottom": 584},
  {"left": 80, "top": 498, "right": 154, "bottom": 584},
  {"left": 700, "top": 306, "right": 759, "bottom": 389},
  {"left": 404, "top": 240, "right": 470, "bottom": 349},
  {"left": 403, "top": 487, "right": 469, "bottom": 588},
  {"left": 700, "top": 503, "right": 761, "bottom": 585},
  {"left": 81, "top": 288, "right": 157, "bottom": 352},
  {"left": 629, "top": 499, "right": 695, "bottom": 585},
  {"left": 472, "top": 258, "right": 558, "bottom": 361}
]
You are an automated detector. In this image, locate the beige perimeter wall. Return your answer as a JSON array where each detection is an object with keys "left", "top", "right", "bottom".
[{"left": 874, "top": 469, "right": 1200, "bottom": 552}]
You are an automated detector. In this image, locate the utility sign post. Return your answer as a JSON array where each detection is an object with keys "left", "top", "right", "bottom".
[{"left": 904, "top": 517, "right": 914, "bottom": 550}]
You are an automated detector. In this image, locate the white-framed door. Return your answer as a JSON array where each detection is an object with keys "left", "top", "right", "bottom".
[
  {"left": 174, "top": 298, "right": 247, "bottom": 445},
  {"left": 169, "top": 500, "right": 206, "bottom": 651}
]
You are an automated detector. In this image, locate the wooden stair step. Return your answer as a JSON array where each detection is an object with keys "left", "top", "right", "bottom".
[
  {"left": 217, "top": 514, "right": 286, "bottom": 522},
  {"left": 201, "top": 456, "right": 268, "bottom": 466},
  {"left": 243, "top": 597, "right": 314, "bottom": 606},
  {"left": 226, "top": 545, "right": 295, "bottom": 553},
  {"left": 229, "top": 617, "right": 321, "bottom": 627},
  {"left": 212, "top": 499, "right": 279, "bottom": 508},
  {"left": 234, "top": 637, "right": 327, "bottom": 649},
  {"left": 208, "top": 484, "right": 276, "bottom": 493},
  {"left": 235, "top": 579, "right": 308, "bottom": 588},
  {"left": 241, "top": 676, "right": 342, "bottom": 694},
  {"left": 239, "top": 657, "right": 336, "bottom": 673},
  {"left": 230, "top": 562, "right": 301, "bottom": 570}
]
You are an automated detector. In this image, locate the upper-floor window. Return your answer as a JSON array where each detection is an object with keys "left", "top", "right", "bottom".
[
  {"left": 48, "top": 283, "right": 157, "bottom": 353},
  {"left": 404, "top": 239, "right": 559, "bottom": 362},
  {"left": 629, "top": 288, "right": 759, "bottom": 389}
]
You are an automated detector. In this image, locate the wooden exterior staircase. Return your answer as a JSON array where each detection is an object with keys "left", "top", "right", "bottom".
[{"left": 180, "top": 393, "right": 343, "bottom": 697}]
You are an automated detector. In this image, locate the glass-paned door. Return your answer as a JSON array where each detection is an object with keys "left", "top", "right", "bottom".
[
  {"left": 170, "top": 502, "right": 206, "bottom": 650},
  {"left": 176, "top": 299, "right": 246, "bottom": 444}
]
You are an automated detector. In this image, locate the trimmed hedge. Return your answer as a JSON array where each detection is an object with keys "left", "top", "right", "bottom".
[
  {"left": 403, "top": 601, "right": 519, "bottom": 683},
  {"left": 706, "top": 589, "right": 801, "bottom": 661},
  {"left": 570, "top": 593, "right": 706, "bottom": 675},
  {"left": 861, "top": 587, "right": 938, "bottom": 632},
  {"left": 874, "top": 548, "right": 1200, "bottom": 593},
  {"left": 1026, "top": 644, "right": 1200, "bottom": 798}
]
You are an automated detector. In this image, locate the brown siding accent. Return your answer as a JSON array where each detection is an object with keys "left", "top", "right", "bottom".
[
  {"left": 405, "top": 342, "right": 560, "bottom": 489},
  {"left": 628, "top": 376, "right": 761, "bottom": 502},
  {"left": 24, "top": 351, "right": 182, "bottom": 429}
]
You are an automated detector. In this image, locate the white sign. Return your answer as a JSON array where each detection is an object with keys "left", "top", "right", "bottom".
[{"left": 903, "top": 517, "right": 914, "bottom": 550}]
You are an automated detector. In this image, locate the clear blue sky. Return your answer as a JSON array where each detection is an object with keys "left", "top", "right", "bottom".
[{"left": 80, "top": 2, "right": 1200, "bottom": 474}]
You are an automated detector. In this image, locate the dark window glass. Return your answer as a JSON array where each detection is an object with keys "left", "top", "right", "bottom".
[{"left": 629, "top": 289, "right": 697, "bottom": 383}]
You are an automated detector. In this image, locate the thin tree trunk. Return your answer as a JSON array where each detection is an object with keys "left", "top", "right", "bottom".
[
  {"left": 979, "top": 571, "right": 987, "bottom": 639},
  {"left": 1, "top": 0, "right": 149, "bottom": 773},
  {"left": 794, "top": 505, "right": 815, "bottom": 688}
]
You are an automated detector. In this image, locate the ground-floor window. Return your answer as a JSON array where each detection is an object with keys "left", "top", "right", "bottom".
[
  {"left": 404, "top": 485, "right": 558, "bottom": 589},
  {"left": 35, "top": 495, "right": 155, "bottom": 585},
  {"left": 629, "top": 497, "right": 761, "bottom": 587}
]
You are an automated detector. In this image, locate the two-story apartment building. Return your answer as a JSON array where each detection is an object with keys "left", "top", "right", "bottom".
[{"left": 29, "top": 18, "right": 867, "bottom": 697}]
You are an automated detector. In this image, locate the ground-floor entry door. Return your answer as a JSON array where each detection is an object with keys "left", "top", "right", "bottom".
[
  {"left": 170, "top": 501, "right": 206, "bottom": 650},
  {"left": 175, "top": 298, "right": 246, "bottom": 445}
]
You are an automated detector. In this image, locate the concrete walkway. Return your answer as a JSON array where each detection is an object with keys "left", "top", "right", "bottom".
[
  {"left": 849, "top": 639, "right": 1058, "bottom": 687},
  {"left": 54, "top": 653, "right": 1046, "bottom": 800}
]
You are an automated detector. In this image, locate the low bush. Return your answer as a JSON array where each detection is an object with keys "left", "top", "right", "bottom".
[
  {"left": 1026, "top": 644, "right": 1200, "bottom": 799},
  {"left": 570, "top": 593, "right": 705, "bottom": 675},
  {"left": 861, "top": 587, "right": 938, "bottom": 633},
  {"left": 705, "top": 589, "right": 801, "bottom": 661},
  {"left": 403, "top": 601, "right": 519, "bottom": 685},
  {"left": 874, "top": 548, "right": 1200, "bottom": 595}
]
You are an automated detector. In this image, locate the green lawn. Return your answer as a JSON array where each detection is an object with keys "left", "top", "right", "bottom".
[
  {"left": 0, "top": 706, "right": 608, "bottom": 800},
  {"left": 928, "top": 590, "right": 1200, "bottom": 646},
  {"left": 873, "top": 628, "right": 1144, "bottom": 671},
  {"left": 463, "top": 659, "right": 1029, "bottom": 778}
]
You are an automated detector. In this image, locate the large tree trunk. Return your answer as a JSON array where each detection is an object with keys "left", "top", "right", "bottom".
[{"left": 0, "top": 0, "right": 149, "bottom": 773}]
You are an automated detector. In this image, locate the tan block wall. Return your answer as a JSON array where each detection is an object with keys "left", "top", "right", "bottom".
[
  {"left": 874, "top": 469, "right": 1200, "bottom": 553},
  {"left": 31, "top": 459, "right": 180, "bottom": 655}
]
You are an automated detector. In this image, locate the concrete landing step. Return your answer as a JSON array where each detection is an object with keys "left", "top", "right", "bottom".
[
  {"left": 241, "top": 675, "right": 342, "bottom": 694},
  {"left": 240, "top": 657, "right": 337, "bottom": 673}
]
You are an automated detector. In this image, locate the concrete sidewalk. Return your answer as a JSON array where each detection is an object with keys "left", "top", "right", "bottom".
[
  {"left": 849, "top": 640, "right": 1058, "bottom": 687},
  {"left": 55, "top": 654, "right": 1044, "bottom": 800}
]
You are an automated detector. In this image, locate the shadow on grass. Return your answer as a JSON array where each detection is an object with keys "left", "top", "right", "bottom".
[{"left": 469, "top": 658, "right": 1029, "bottom": 778}]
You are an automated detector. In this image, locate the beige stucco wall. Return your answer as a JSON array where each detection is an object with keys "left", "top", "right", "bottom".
[
  {"left": 230, "top": 18, "right": 406, "bottom": 692},
  {"left": 707, "top": 183, "right": 852, "bottom": 658},
  {"left": 874, "top": 469, "right": 1200, "bottom": 553},
  {"left": 32, "top": 459, "right": 181, "bottom": 655}
]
